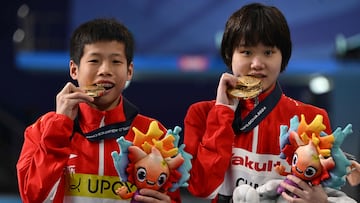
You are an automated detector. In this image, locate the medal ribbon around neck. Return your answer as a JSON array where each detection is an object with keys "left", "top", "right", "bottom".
[{"left": 232, "top": 82, "right": 282, "bottom": 134}]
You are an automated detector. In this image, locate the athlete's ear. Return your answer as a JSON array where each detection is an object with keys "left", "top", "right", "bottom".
[
  {"left": 124, "top": 62, "right": 134, "bottom": 90},
  {"left": 69, "top": 60, "right": 79, "bottom": 80},
  {"left": 127, "top": 62, "right": 134, "bottom": 81}
]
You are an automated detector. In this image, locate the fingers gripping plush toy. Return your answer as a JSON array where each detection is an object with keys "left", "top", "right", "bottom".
[
  {"left": 232, "top": 114, "right": 355, "bottom": 203},
  {"left": 347, "top": 160, "right": 360, "bottom": 186},
  {"left": 111, "top": 121, "right": 192, "bottom": 202}
]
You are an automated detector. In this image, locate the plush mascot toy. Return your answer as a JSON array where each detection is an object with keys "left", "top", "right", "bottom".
[
  {"left": 111, "top": 121, "right": 192, "bottom": 202},
  {"left": 275, "top": 114, "right": 336, "bottom": 196},
  {"left": 232, "top": 114, "right": 355, "bottom": 203}
]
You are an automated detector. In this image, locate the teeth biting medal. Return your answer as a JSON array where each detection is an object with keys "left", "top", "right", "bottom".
[{"left": 83, "top": 84, "right": 106, "bottom": 97}]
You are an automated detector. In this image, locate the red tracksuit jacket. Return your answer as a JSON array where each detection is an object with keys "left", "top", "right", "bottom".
[
  {"left": 184, "top": 85, "right": 332, "bottom": 202},
  {"left": 17, "top": 97, "right": 181, "bottom": 203}
]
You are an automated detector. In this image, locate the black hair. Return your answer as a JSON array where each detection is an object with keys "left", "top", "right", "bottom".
[
  {"left": 69, "top": 18, "right": 135, "bottom": 66},
  {"left": 221, "top": 3, "right": 292, "bottom": 72}
]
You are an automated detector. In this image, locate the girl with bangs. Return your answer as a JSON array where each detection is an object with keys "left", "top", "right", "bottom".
[{"left": 183, "top": 3, "right": 356, "bottom": 203}]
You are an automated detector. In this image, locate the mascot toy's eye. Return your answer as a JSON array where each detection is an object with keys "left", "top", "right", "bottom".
[
  {"left": 292, "top": 154, "right": 298, "bottom": 166},
  {"left": 137, "top": 167, "right": 146, "bottom": 182},
  {"left": 157, "top": 173, "right": 168, "bottom": 186},
  {"left": 304, "top": 167, "right": 317, "bottom": 178}
]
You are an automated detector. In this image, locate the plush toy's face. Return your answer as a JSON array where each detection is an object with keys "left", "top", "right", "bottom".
[
  {"left": 133, "top": 149, "right": 170, "bottom": 190},
  {"left": 291, "top": 142, "right": 322, "bottom": 181}
]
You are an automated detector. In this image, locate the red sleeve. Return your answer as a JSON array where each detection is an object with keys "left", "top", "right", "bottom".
[
  {"left": 184, "top": 101, "right": 235, "bottom": 197},
  {"left": 320, "top": 109, "right": 332, "bottom": 134},
  {"left": 16, "top": 112, "right": 73, "bottom": 203},
  {"left": 298, "top": 105, "right": 332, "bottom": 134}
]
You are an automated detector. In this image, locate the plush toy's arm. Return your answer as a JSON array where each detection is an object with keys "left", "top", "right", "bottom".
[
  {"left": 275, "top": 165, "right": 290, "bottom": 176},
  {"left": 115, "top": 186, "right": 135, "bottom": 199},
  {"left": 323, "top": 124, "right": 353, "bottom": 189},
  {"left": 111, "top": 137, "right": 133, "bottom": 182},
  {"left": 168, "top": 126, "right": 182, "bottom": 147},
  {"left": 169, "top": 144, "right": 192, "bottom": 192},
  {"left": 167, "top": 126, "right": 193, "bottom": 192}
]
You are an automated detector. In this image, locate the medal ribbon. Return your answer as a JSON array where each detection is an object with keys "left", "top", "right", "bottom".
[
  {"left": 72, "top": 97, "right": 139, "bottom": 141},
  {"left": 232, "top": 82, "right": 282, "bottom": 134}
]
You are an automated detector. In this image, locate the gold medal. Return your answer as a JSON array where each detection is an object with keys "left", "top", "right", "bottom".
[{"left": 227, "top": 76, "right": 262, "bottom": 99}]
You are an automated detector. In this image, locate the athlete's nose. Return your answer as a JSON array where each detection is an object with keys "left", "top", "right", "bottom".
[
  {"left": 98, "top": 61, "right": 112, "bottom": 76},
  {"left": 250, "top": 56, "right": 265, "bottom": 70}
]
